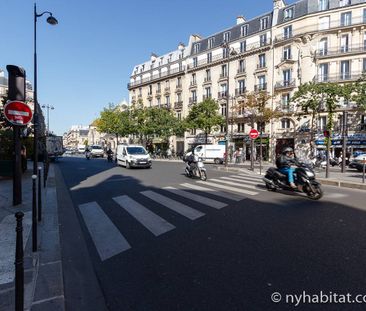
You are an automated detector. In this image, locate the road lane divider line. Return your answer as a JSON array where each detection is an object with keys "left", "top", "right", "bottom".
[
  {"left": 196, "top": 181, "right": 258, "bottom": 196},
  {"left": 113, "top": 195, "right": 175, "bottom": 236},
  {"left": 141, "top": 190, "right": 205, "bottom": 220},
  {"left": 180, "top": 183, "right": 243, "bottom": 201},
  {"left": 163, "top": 187, "right": 227, "bottom": 209},
  {"left": 78, "top": 202, "right": 131, "bottom": 261}
]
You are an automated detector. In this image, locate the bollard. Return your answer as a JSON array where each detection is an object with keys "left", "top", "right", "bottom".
[
  {"left": 38, "top": 167, "right": 42, "bottom": 222},
  {"left": 15, "top": 212, "right": 24, "bottom": 311},
  {"left": 32, "top": 174, "right": 37, "bottom": 252}
]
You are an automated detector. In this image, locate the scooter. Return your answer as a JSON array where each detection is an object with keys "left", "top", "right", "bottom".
[
  {"left": 262, "top": 163, "right": 323, "bottom": 200},
  {"left": 184, "top": 157, "right": 207, "bottom": 181}
]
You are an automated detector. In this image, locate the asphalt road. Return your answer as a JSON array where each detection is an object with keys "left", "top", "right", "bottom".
[{"left": 56, "top": 156, "right": 366, "bottom": 311}]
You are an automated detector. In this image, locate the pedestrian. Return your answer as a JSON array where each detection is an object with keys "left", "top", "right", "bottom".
[
  {"left": 21, "top": 145, "right": 27, "bottom": 173},
  {"left": 239, "top": 148, "right": 245, "bottom": 163},
  {"left": 234, "top": 148, "right": 240, "bottom": 164}
]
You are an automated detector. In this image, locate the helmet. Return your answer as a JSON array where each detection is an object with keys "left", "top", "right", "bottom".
[{"left": 282, "top": 147, "right": 293, "bottom": 155}]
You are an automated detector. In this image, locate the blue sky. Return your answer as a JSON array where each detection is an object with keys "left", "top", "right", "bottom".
[{"left": 1, "top": 0, "right": 296, "bottom": 135}]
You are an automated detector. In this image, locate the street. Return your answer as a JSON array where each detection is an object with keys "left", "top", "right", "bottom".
[{"left": 56, "top": 156, "right": 366, "bottom": 311}]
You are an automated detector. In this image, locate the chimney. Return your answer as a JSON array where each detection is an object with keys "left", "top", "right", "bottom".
[{"left": 236, "top": 16, "right": 246, "bottom": 25}]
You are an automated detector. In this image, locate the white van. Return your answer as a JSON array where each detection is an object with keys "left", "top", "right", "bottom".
[
  {"left": 185, "top": 144, "right": 225, "bottom": 164},
  {"left": 116, "top": 144, "right": 151, "bottom": 169}
]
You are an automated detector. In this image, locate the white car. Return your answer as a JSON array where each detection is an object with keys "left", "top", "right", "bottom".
[
  {"left": 90, "top": 145, "right": 105, "bottom": 158},
  {"left": 116, "top": 144, "right": 151, "bottom": 168}
]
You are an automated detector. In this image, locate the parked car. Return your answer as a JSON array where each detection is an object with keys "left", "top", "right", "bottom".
[
  {"left": 89, "top": 145, "right": 105, "bottom": 158},
  {"left": 349, "top": 153, "right": 366, "bottom": 171}
]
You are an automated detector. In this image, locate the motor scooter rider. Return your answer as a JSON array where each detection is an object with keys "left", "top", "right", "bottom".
[
  {"left": 85, "top": 146, "right": 91, "bottom": 159},
  {"left": 276, "top": 147, "right": 300, "bottom": 189},
  {"left": 187, "top": 148, "right": 199, "bottom": 174}
]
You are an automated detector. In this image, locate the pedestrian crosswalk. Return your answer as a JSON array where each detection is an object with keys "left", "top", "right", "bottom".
[{"left": 78, "top": 172, "right": 264, "bottom": 261}]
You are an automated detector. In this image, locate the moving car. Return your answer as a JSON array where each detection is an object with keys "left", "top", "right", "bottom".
[
  {"left": 116, "top": 144, "right": 151, "bottom": 168},
  {"left": 349, "top": 153, "right": 366, "bottom": 172},
  {"left": 89, "top": 145, "right": 105, "bottom": 158}
]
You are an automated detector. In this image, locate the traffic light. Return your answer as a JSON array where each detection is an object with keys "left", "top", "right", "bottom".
[
  {"left": 6, "top": 65, "right": 26, "bottom": 101},
  {"left": 323, "top": 130, "right": 330, "bottom": 138}
]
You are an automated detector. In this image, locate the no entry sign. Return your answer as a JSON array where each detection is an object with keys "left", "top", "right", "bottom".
[
  {"left": 3, "top": 101, "right": 33, "bottom": 126},
  {"left": 249, "top": 128, "right": 259, "bottom": 139}
]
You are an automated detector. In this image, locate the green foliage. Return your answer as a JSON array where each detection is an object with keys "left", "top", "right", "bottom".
[
  {"left": 185, "top": 98, "right": 225, "bottom": 135},
  {"left": 352, "top": 74, "right": 366, "bottom": 110}
]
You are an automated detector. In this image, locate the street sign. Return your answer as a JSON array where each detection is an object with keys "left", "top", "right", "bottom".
[
  {"left": 3, "top": 100, "right": 33, "bottom": 126},
  {"left": 249, "top": 128, "right": 259, "bottom": 139}
]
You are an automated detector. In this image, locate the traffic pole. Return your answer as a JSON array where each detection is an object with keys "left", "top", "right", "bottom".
[
  {"left": 15, "top": 212, "right": 24, "bottom": 311},
  {"left": 38, "top": 167, "right": 42, "bottom": 222},
  {"left": 32, "top": 175, "right": 37, "bottom": 252}
]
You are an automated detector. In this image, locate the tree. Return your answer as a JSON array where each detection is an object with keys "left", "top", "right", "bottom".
[
  {"left": 352, "top": 74, "right": 366, "bottom": 110},
  {"left": 185, "top": 98, "right": 225, "bottom": 144}
]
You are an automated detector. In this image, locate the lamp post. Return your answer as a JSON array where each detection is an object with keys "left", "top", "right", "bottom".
[
  {"left": 41, "top": 104, "right": 54, "bottom": 135},
  {"left": 221, "top": 41, "right": 237, "bottom": 167},
  {"left": 33, "top": 3, "right": 58, "bottom": 175}
]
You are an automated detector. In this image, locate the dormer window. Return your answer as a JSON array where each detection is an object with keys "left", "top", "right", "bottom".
[
  {"left": 241, "top": 24, "right": 248, "bottom": 37},
  {"left": 260, "top": 17, "right": 269, "bottom": 30},
  {"left": 208, "top": 37, "right": 215, "bottom": 49},
  {"left": 193, "top": 43, "right": 200, "bottom": 54},
  {"left": 223, "top": 31, "right": 231, "bottom": 42},
  {"left": 284, "top": 7, "right": 294, "bottom": 20}
]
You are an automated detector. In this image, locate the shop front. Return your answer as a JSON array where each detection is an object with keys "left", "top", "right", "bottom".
[
  {"left": 185, "top": 134, "right": 215, "bottom": 151},
  {"left": 315, "top": 134, "right": 366, "bottom": 157}
]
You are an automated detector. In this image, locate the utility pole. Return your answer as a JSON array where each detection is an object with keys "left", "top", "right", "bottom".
[{"left": 341, "top": 110, "right": 348, "bottom": 173}]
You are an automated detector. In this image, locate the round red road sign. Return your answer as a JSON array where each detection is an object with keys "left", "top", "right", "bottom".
[
  {"left": 249, "top": 128, "right": 259, "bottom": 139},
  {"left": 3, "top": 101, "right": 33, "bottom": 126}
]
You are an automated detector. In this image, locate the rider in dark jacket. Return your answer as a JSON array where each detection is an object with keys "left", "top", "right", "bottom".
[{"left": 276, "top": 147, "right": 299, "bottom": 188}]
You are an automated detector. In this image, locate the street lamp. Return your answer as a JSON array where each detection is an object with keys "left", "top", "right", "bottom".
[
  {"left": 33, "top": 3, "right": 58, "bottom": 175},
  {"left": 221, "top": 40, "right": 237, "bottom": 167},
  {"left": 41, "top": 104, "right": 54, "bottom": 135}
]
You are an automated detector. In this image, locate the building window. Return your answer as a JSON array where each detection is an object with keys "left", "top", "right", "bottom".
[
  {"left": 282, "top": 93, "right": 290, "bottom": 107},
  {"left": 238, "top": 79, "right": 246, "bottom": 94},
  {"left": 165, "top": 96, "right": 170, "bottom": 106},
  {"left": 223, "top": 31, "right": 231, "bottom": 42},
  {"left": 221, "top": 64, "right": 228, "bottom": 77},
  {"left": 318, "top": 116, "right": 327, "bottom": 131},
  {"left": 283, "top": 69, "right": 291, "bottom": 84},
  {"left": 283, "top": 46, "right": 291, "bottom": 60},
  {"left": 241, "top": 24, "right": 248, "bottom": 36},
  {"left": 220, "top": 125, "right": 226, "bottom": 133},
  {"left": 237, "top": 123, "right": 245, "bottom": 132},
  {"left": 193, "top": 57, "right": 198, "bottom": 67},
  {"left": 318, "top": 63, "right": 329, "bottom": 82},
  {"left": 283, "top": 25, "right": 292, "bottom": 39},
  {"left": 260, "top": 17, "right": 269, "bottom": 30},
  {"left": 364, "top": 9, "right": 366, "bottom": 23},
  {"left": 341, "top": 12, "right": 352, "bottom": 27},
  {"left": 148, "top": 99, "right": 152, "bottom": 107},
  {"left": 260, "top": 33, "right": 267, "bottom": 46},
  {"left": 259, "top": 54, "right": 266, "bottom": 68},
  {"left": 208, "top": 37, "right": 215, "bottom": 49},
  {"left": 319, "top": 16, "right": 330, "bottom": 30},
  {"left": 238, "top": 59, "right": 245, "bottom": 73},
  {"left": 220, "top": 84, "right": 227, "bottom": 98},
  {"left": 191, "top": 90, "right": 197, "bottom": 102},
  {"left": 205, "top": 87, "right": 211, "bottom": 98},
  {"left": 281, "top": 119, "right": 291, "bottom": 129},
  {"left": 364, "top": 32, "right": 366, "bottom": 49},
  {"left": 205, "top": 69, "right": 211, "bottom": 81},
  {"left": 319, "top": 38, "right": 328, "bottom": 56},
  {"left": 221, "top": 104, "right": 227, "bottom": 117},
  {"left": 339, "top": 0, "right": 350, "bottom": 7},
  {"left": 177, "top": 112, "right": 182, "bottom": 121},
  {"left": 363, "top": 58, "right": 366, "bottom": 72},
  {"left": 284, "top": 7, "right": 294, "bottom": 20},
  {"left": 139, "top": 87, "right": 142, "bottom": 95},
  {"left": 340, "top": 60, "right": 350, "bottom": 80},
  {"left": 191, "top": 73, "right": 196, "bottom": 84},
  {"left": 258, "top": 75, "right": 266, "bottom": 90},
  {"left": 207, "top": 52, "right": 212, "bottom": 63},
  {"left": 223, "top": 47, "right": 229, "bottom": 58},
  {"left": 177, "top": 77, "right": 181, "bottom": 88},
  {"left": 340, "top": 34, "right": 349, "bottom": 52},
  {"left": 240, "top": 40, "right": 247, "bottom": 53},
  {"left": 193, "top": 43, "right": 200, "bottom": 54},
  {"left": 190, "top": 128, "right": 197, "bottom": 135},
  {"left": 318, "top": 0, "right": 329, "bottom": 11}
]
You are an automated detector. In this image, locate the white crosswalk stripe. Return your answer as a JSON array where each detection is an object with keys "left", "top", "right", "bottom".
[
  {"left": 163, "top": 187, "right": 227, "bottom": 209},
  {"left": 180, "top": 183, "right": 243, "bottom": 201},
  {"left": 224, "top": 176, "right": 262, "bottom": 185},
  {"left": 141, "top": 190, "right": 205, "bottom": 220},
  {"left": 209, "top": 178, "right": 264, "bottom": 191},
  {"left": 78, "top": 202, "right": 131, "bottom": 261},
  {"left": 238, "top": 173, "right": 263, "bottom": 181},
  {"left": 196, "top": 180, "right": 259, "bottom": 196},
  {"left": 113, "top": 195, "right": 176, "bottom": 236}
]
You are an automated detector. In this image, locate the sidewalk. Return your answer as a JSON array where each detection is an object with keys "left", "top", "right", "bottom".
[
  {"left": 0, "top": 162, "right": 65, "bottom": 311},
  {"left": 213, "top": 161, "right": 366, "bottom": 191}
]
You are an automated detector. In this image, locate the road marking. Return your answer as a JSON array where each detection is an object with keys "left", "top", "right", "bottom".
[
  {"left": 238, "top": 173, "right": 264, "bottom": 181},
  {"left": 225, "top": 176, "right": 262, "bottom": 185},
  {"left": 196, "top": 181, "right": 259, "bottom": 196},
  {"left": 209, "top": 178, "right": 264, "bottom": 191},
  {"left": 163, "top": 187, "right": 227, "bottom": 209},
  {"left": 141, "top": 190, "right": 205, "bottom": 220},
  {"left": 180, "top": 183, "right": 243, "bottom": 201},
  {"left": 113, "top": 195, "right": 175, "bottom": 236},
  {"left": 78, "top": 202, "right": 131, "bottom": 261},
  {"left": 0, "top": 212, "right": 31, "bottom": 285}
]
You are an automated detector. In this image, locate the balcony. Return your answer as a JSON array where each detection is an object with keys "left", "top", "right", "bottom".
[
  {"left": 155, "top": 89, "right": 161, "bottom": 97},
  {"left": 274, "top": 79, "right": 296, "bottom": 90},
  {"left": 147, "top": 92, "right": 153, "bottom": 99},
  {"left": 189, "top": 97, "right": 197, "bottom": 106},
  {"left": 255, "top": 64, "right": 267, "bottom": 73},
  {"left": 162, "top": 103, "right": 171, "bottom": 110},
  {"left": 315, "top": 45, "right": 366, "bottom": 58},
  {"left": 175, "top": 84, "right": 182, "bottom": 93},
  {"left": 254, "top": 83, "right": 267, "bottom": 92},
  {"left": 236, "top": 68, "right": 246, "bottom": 77},
  {"left": 276, "top": 104, "right": 295, "bottom": 113},
  {"left": 218, "top": 91, "right": 228, "bottom": 99},
  {"left": 219, "top": 73, "right": 228, "bottom": 81},
  {"left": 189, "top": 81, "right": 197, "bottom": 88},
  {"left": 174, "top": 101, "right": 183, "bottom": 110},
  {"left": 235, "top": 88, "right": 246, "bottom": 97},
  {"left": 164, "top": 87, "right": 171, "bottom": 94},
  {"left": 138, "top": 94, "right": 142, "bottom": 98},
  {"left": 313, "top": 72, "right": 364, "bottom": 83},
  {"left": 203, "top": 77, "right": 212, "bottom": 84},
  {"left": 202, "top": 95, "right": 212, "bottom": 100}
]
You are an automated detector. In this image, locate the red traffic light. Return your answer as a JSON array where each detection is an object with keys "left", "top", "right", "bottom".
[{"left": 323, "top": 130, "right": 330, "bottom": 138}]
